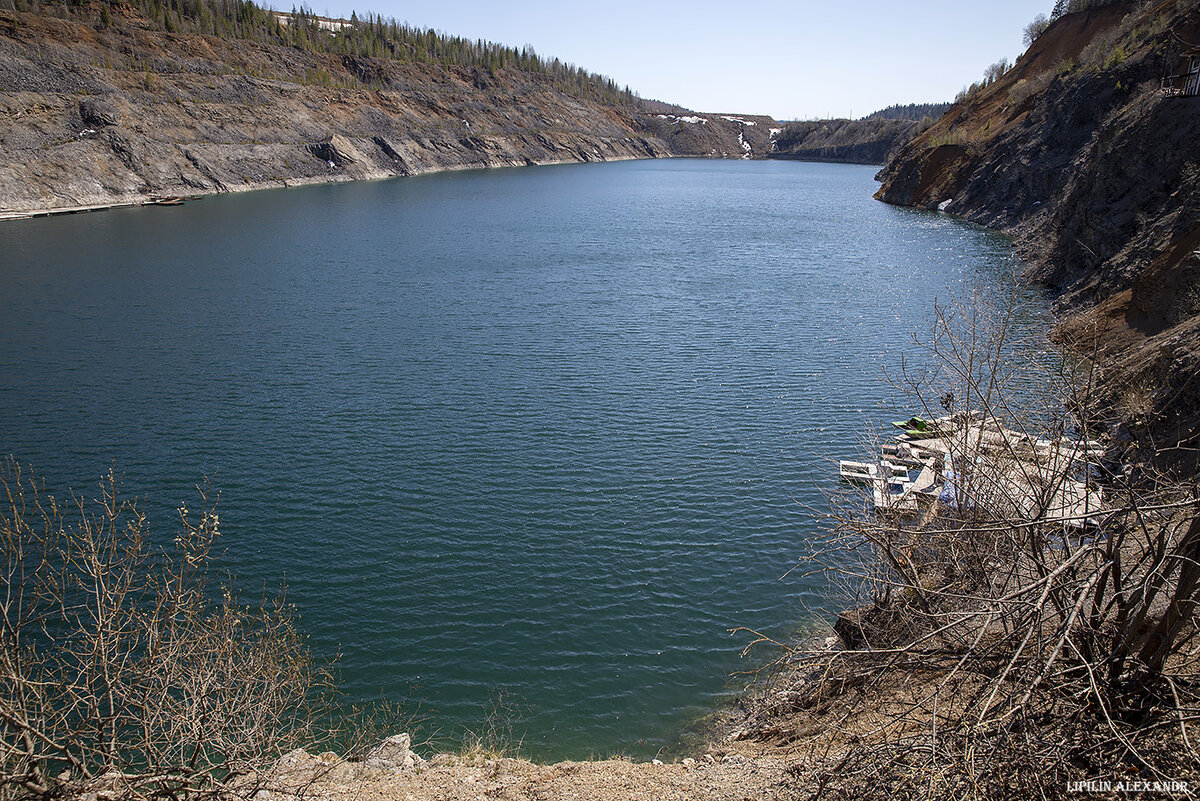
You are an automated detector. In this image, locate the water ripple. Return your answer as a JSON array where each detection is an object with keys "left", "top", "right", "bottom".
[{"left": 0, "top": 159, "right": 1053, "bottom": 760}]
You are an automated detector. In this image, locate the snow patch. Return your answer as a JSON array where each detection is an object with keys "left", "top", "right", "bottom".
[
  {"left": 720, "top": 115, "right": 756, "bottom": 126},
  {"left": 769, "top": 128, "right": 782, "bottom": 139},
  {"left": 657, "top": 114, "right": 707, "bottom": 125}
]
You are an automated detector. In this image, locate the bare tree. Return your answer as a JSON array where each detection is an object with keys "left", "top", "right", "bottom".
[
  {"left": 1024, "top": 13, "right": 1051, "bottom": 47},
  {"left": 983, "top": 58, "right": 1011, "bottom": 85},
  {"left": 741, "top": 288, "right": 1200, "bottom": 797},
  {"left": 0, "top": 460, "right": 336, "bottom": 800}
]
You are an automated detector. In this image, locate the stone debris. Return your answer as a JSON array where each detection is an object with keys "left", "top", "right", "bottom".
[{"left": 364, "top": 733, "right": 426, "bottom": 771}]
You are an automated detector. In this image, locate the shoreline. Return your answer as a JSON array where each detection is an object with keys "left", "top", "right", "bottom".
[
  {"left": 0, "top": 152, "right": 668, "bottom": 223},
  {"left": 0, "top": 154, "right": 893, "bottom": 224}
]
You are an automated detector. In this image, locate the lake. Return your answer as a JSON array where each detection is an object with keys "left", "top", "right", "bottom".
[{"left": 0, "top": 158, "right": 1050, "bottom": 759}]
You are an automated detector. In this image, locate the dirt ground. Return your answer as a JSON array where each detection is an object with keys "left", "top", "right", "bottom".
[{"left": 261, "top": 739, "right": 807, "bottom": 801}]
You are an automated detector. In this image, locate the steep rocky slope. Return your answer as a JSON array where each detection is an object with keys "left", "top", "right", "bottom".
[
  {"left": 876, "top": 0, "right": 1200, "bottom": 468},
  {"left": 0, "top": 7, "right": 776, "bottom": 215},
  {"left": 638, "top": 110, "right": 778, "bottom": 158},
  {"left": 770, "top": 117, "right": 923, "bottom": 165}
]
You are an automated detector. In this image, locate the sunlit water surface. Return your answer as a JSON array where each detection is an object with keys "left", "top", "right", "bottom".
[{"left": 0, "top": 159, "right": 1052, "bottom": 759}]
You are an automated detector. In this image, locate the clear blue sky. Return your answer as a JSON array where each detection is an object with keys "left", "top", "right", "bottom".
[{"left": 290, "top": 0, "right": 1055, "bottom": 120}]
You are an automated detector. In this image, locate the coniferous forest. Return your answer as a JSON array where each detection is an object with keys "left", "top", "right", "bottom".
[{"left": 7, "top": 0, "right": 636, "bottom": 104}]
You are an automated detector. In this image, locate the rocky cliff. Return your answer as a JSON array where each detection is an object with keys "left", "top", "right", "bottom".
[
  {"left": 0, "top": 7, "right": 776, "bottom": 215},
  {"left": 770, "top": 117, "right": 922, "bottom": 165},
  {"left": 637, "top": 111, "right": 779, "bottom": 159},
  {"left": 875, "top": 0, "right": 1200, "bottom": 469}
]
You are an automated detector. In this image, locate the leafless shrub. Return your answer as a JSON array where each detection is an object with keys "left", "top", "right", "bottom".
[
  {"left": 0, "top": 460, "right": 337, "bottom": 800},
  {"left": 747, "top": 288, "right": 1200, "bottom": 797}
]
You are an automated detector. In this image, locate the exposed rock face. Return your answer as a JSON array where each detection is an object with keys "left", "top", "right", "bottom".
[
  {"left": 874, "top": 1, "right": 1200, "bottom": 469},
  {"left": 635, "top": 112, "right": 778, "bottom": 159},
  {"left": 770, "top": 117, "right": 922, "bottom": 165},
  {"left": 310, "top": 134, "right": 363, "bottom": 167},
  {"left": 79, "top": 97, "right": 120, "bottom": 127},
  {"left": 0, "top": 9, "right": 778, "bottom": 215}
]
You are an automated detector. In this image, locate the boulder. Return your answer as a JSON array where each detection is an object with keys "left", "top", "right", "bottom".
[
  {"left": 79, "top": 97, "right": 120, "bottom": 127},
  {"left": 272, "top": 748, "right": 317, "bottom": 772},
  {"left": 364, "top": 733, "right": 425, "bottom": 771}
]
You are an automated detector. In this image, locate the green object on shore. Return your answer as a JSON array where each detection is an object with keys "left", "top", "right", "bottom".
[{"left": 892, "top": 417, "right": 947, "bottom": 439}]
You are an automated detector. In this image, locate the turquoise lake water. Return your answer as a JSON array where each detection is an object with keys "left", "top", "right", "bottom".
[{"left": 0, "top": 159, "right": 1050, "bottom": 759}]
